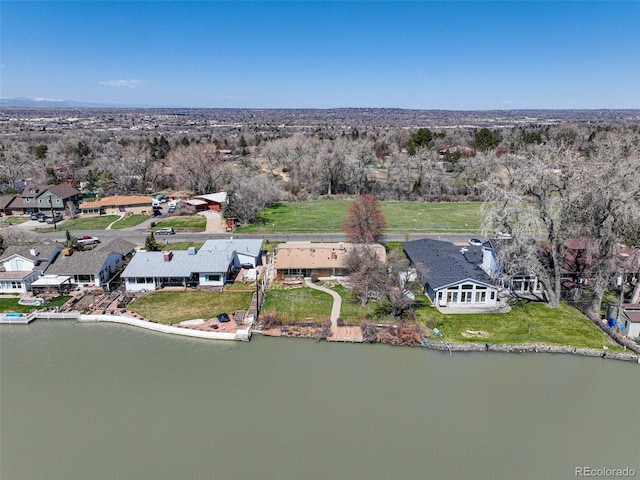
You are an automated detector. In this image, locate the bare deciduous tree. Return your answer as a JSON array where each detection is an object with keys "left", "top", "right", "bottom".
[
  {"left": 482, "top": 135, "right": 640, "bottom": 312},
  {"left": 342, "top": 194, "right": 387, "bottom": 244}
]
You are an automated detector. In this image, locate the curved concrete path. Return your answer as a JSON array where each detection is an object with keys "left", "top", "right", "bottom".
[{"left": 305, "top": 279, "right": 341, "bottom": 327}]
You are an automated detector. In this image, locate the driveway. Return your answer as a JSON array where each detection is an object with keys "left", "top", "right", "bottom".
[{"left": 198, "top": 210, "right": 225, "bottom": 233}]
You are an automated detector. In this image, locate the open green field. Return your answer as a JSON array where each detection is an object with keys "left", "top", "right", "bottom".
[
  {"left": 262, "top": 287, "right": 332, "bottom": 323},
  {"left": 415, "top": 300, "right": 618, "bottom": 349},
  {"left": 0, "top": 296, "right": 71, "bottom": 314},
  {"left": 39, "top": 215, "right": 120, "bottom": 232},
  {"left": 111, "top": 214, "right": 150, "bottom": 229},
  {"left": 236, "top": 200, "right": 481, "bottom": 233},
  {"left": 127, "top": 291, "right": 253, "bottom": 324},
  {"left": 154, "top": 216, "right": 206, "bottom": 232}
]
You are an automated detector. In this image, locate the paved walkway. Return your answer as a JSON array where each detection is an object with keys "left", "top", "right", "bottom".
[{"left": 304, "top": 279, "right": 341, "bottom": 326}]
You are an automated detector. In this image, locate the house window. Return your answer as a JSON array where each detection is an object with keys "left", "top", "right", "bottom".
[
  {"left": 206, "top": 274, "right": 221, "bottom": 282},
  {"left": 438, "top": 292, "right": 443, "bottom": 301},
  {"left": 461, "top": 284, "right": 473, "bottom": 290},
  {"left": 55, "top": 198, "right": 61, "bottom": 204},
  {"left": 451, "top": 292, "right": 458, "bottom": 303},
  {"left": 38, "top": 198, "right": 43, "bottom": 204},
  {"left": 490, "top": 291, "right": 495, "bottom": 300},
  {"left": 475, "top": 292, "right": 486, "bottom": 303}
]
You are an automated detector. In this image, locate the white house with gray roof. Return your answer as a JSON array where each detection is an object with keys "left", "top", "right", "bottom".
[
  {"left": 0, "top": 240, "right": 62, "bottom": 294},
  {"left": 122, "top": 238, "right": 262, "bottom": 292},
  {"left": 44, "top": 239, "right": 136, "bottom": 289},
  {"left": 403, "top": 239, "right": 500, "bottom": 310}
]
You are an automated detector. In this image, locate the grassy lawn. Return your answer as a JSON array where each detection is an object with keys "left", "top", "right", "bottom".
[
  {"left": 38, "top": 215, "right": 120, "bottom": 232},
  {"left": 1, "top": 216, "right": 28, "bottom": 227},
  {"left": 154, "top": 216, "right": 206, "bottom": 232},
  {"left": 111, "top": 214, "right": 150, "bottom": 229},
  {"left": 160, "top": 241, "right": 204, "bottom": 251},
  {"left": 324, "top": 283, "right": 375, "bottom": 324},
  {"left": 0, "top": 296, "right": 71, "bottom": 314},
  {"left": 127, "top": 291, "right": 253, "bottom": 324},
  {"left": 262, "top": 287, "right": 332, "bottom": 323},
  {"left": 235, "top": 200, "right": 481, "bottom": 234},
  {"left": 415, "top": 300, "right": 617, "bottom": 349}
]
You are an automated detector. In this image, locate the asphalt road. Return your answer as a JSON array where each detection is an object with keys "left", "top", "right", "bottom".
[{"left": 26, "top": 225, "right": 480, "bottom": 246}]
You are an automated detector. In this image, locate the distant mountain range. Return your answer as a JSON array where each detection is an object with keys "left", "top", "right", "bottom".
[{"left": 0, "top": 97, "right": 153, "bottom": 108}]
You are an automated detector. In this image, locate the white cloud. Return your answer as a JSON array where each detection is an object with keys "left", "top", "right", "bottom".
[{"left": 99, "top": 79, "right": 144, "bottom": 88}]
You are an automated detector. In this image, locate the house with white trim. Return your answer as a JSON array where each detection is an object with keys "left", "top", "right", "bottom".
[
  {"left": 403, "top": 239, "right": 500, "bottom": 310},
  {"left": 42, "top": 239, "right": 136, "bottom": 289},
  {"left": 121, "top": 238, "right": 262, "bottom": 292},
  {"left": 0, "top": 240, "right": 62, "bottom": 294},
  {"left": 480, "top": 238, "right": 543, "bottom": 296}
]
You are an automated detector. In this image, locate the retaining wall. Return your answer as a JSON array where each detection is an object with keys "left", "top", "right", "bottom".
[
  {"left": 426, "top": 341, "right": 639, "bottom": 363},
  {"left": 80, "top": 314, "right": 241, "bottom": 341}
]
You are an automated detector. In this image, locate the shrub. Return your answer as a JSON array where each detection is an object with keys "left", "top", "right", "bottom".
[{"left": 260, "top": 310, "right": 282, "bottom": 329}]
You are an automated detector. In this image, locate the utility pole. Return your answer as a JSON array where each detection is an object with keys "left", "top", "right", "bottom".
[{"left": 49, "top": 197, "right": 57, "bottom": 231}]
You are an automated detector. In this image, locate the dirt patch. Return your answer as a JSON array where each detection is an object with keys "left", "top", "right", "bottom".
[{"left": 461, "top": 330, "right": 490, "bottom": 339}]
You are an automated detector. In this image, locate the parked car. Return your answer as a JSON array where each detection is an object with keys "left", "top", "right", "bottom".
[
  {"left": 155, "top": 227, "right": 175, "bottom": 235},
  {"left": 217, "top": 313, "right": 231, "bottom": 323},
  {"left": 468, "top": 238, "right": 483, "bottom": 246},
  {"left": 46, "top": 216, "right": 60, "bottom": 224},
  {"left": 77, "top": 235, "right": 100, "bottom": 246},
  {"left": 30, "top": 212, "right": 43, "bottom": 220}
]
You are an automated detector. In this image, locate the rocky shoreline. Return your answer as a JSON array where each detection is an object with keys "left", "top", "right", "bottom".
[{"left": 425, "top": 341, "right": 640, "bottom": 362}]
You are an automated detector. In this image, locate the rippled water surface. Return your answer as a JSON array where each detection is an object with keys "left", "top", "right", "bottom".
[{"left": 1, "top": 321, "right": 639, "bottom": 480}]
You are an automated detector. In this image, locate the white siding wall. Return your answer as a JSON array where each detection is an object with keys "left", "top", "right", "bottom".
[
  {"left": 4, "top": 256, "right": 36, "bottom": 272},
  {"left": 198, "top": 272, "right": 225, "bottom": 287},
  {"left": 235, "top": 252, "right": 257, "bottom": 268},
  {"left": 628, "top": 322, "right": 640, "bottom": 339},
  {"left": 124, "top": 278, "right": 157, "bottom": 292},
  {"left": 435, "top": 281, "right": 499, "bottom": 307}
]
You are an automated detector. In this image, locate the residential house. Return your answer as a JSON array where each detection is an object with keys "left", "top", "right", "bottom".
[
  {"left": 193, "top": 192, "right": 228, "bottom": 212},
  {"left": 5, "top": 184, "right": 81, "bottom": 215},
  {"left": 480, "top": 238, "right": 543, "bottom": 296},
  {"left": 43, "top": 239, "right": 136, "bottom": 290},
  {"left": 403, "top": 239, "right": 500, "bottom": 310},
  {"left": 606, "top": 304, "right": 640, "bottom": 340},
  {"left": 79, "top": 195, "right": 154, "bottom": 215},
  {"left": 35, "top": 184, "right": 81, "bottom": 215},
  {"left": 122, "top": 238, "right": 263, "bottom": 292},
  {"left": 0, "top": 240, "right": 62, "bottom": 294},
  {"left": 0, "top": 195, "right": 16, "bottom": 216},
  {"left": 273, "top": 242, "right": 387, "bottom": 280}
]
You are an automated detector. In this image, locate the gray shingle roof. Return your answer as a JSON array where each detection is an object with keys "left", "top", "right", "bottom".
[
  {"left": 122, "top": 238, "right": 263, "bottom": 278},
  {"left": 45, "top": 248, "right": 119, "bottom": 276},
  {"left": 0, "top": 240, "right": 62, "bottom": 267},
  {"left": 403, "top": 239, "right": 493, "bottom": 290},
  {"left": 200, "top": 238, "right": 263, "bottom": 258},
  {"left": 95, "top": 238, "right": 136, "bottom": 257}
]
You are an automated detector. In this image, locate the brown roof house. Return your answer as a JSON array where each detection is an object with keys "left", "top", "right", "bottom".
[
  {"left": 8, "top": 184, "right": 81, "bottom": 215},
  {"left": 80, "top": 195, "right": 154, "bottom": 215},
  {"left": 273, "top": 242, "right": 387, "bottom": 280}
]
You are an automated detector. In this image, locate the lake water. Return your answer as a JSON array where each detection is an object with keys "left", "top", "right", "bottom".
[{"left": 1, "top": 321, "right": 639, "bottom": 480}]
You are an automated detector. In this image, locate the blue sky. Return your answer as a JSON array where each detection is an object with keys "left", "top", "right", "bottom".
[{"left": 2, "top": 1, "right": 639, "bottom": 109}]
